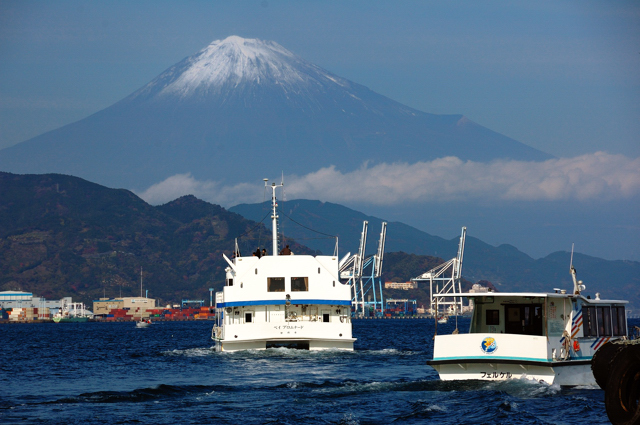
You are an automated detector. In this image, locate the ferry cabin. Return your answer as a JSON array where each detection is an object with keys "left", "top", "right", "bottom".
[
  {"left": 212, "top": 253, "right": 355, "bottom": 351},
  {"left": 429, "top": 292, "right": 628, "bottom": 385}
]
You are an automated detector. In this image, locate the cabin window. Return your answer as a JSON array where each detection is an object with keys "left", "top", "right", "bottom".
[
  {"left": 322, "top": 312, "right": 330, "bottom": 323},
  {"left": 612, "top": 307, "right": 627, "bottom": 336},
  {"left": 227, "top": 278, "right": 233, "bottom": 287},
  {"left": 291, "top": 277, "right": 309, "bottom": 292},
  {"left": 486, "top": 309, "right": 499, "bottom": 326},
  {"left": 597, "top": 306, "right": 612, "bottom": 336},
  {"left": 469, "top": 301, "right": 483, "bottom": 333},
  {"left": 267, "top": 277, "right": 285, "bottom": 292},
  {"left": 583, "top": 307, "right": 598, "bottom": 337},
  {"left": 504, "top": 304, "right": 543, "bottom": 336},
  {"left": 245, "top": 312, "right": 252, "bottom": 323}
]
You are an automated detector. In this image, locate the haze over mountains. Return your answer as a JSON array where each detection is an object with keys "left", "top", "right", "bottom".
[
  {"left": 0, "top": 36, "right": 551, "bottom": 191},
  {"left": 1, "top": 172, "right": 636, "bottom": 310}
]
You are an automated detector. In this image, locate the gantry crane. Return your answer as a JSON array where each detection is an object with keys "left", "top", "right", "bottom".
[
  {"left": 411, "top": 227, "right": 466, "bottom": 316},
  {"left": 339, "top": 221, "right": 387, "bottom": 317}
]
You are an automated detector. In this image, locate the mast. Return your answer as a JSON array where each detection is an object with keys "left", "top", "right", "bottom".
[
  {"left": 140, "top": 267, "right": 143, "bottom": 298},
  {"left": 570, "top": 244, "right": 585, "bottom": 295},
  {"left": 265, "top": 178, "right": 284, "bottom": 256}
]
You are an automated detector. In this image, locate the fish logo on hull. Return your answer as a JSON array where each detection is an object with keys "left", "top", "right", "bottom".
[{"left": 481, "top": 337, "right": 497, "bottom": 354}]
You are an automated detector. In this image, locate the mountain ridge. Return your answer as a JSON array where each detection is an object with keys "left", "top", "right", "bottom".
[
  {"left": 0, "top": 172, "right": 637, "bottom": 311},
  {"left": 0, "top": 36, "right": 552, "bottom": 191}
]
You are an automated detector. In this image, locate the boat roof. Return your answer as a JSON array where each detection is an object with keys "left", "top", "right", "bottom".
[{"left": 459, "top": 291, "right": 628, "bottom": 304}]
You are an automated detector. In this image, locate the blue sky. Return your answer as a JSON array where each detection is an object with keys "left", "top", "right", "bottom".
[
  {"left": 1, "top": 1, "right": 638, "bottom": 156},
  {"left": 0, "top": 1, "right": 639, "bottom": 260}
]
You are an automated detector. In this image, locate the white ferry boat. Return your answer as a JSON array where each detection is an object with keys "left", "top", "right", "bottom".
[
  {"left": 428, "top": 257, "right": 629, "bottom": 386},
  {"left": 211, "top": 179, "right": 355, "bottom": 351}
]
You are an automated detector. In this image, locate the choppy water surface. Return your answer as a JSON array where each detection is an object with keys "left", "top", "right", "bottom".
[{"left": 3, "top": 317, "right": 633, "bottom": 424}]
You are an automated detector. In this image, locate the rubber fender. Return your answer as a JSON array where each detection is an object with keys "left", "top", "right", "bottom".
[
  {"left": 592, "top": 341, "right": 628, "bottom": 390},
  {"left": 604, "top": 344, "right": 640, "bottom": 425}
]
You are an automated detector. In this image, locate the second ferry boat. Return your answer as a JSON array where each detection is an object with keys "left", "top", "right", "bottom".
[
  {"left": 428, "top": 249, "right": 629, "bottom": 386},
  {"left": 211, "top": 179, "right": 355, "bottom": 351}
]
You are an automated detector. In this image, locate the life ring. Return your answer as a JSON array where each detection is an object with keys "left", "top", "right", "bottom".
[{"left": 573, "top": 340, "right": 581, "bottom": 352}]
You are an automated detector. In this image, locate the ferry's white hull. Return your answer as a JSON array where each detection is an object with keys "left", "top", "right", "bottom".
[
  {"left": 213, "top": 337, "right": 355, "bottom": 352},
  {"left": 430, "top": 359, "right": 594, "bottom": 386}
]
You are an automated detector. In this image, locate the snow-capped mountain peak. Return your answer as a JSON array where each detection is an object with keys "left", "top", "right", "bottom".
[
  {"left": 150, "top": 35, "right": 340, "bottom": 98},
  {"left": 0, "top": 35, "right": 552, "bottom": 193}
]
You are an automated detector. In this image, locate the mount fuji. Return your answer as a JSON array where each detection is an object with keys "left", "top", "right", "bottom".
[{"left": 0, "top": 36, "right": 552, "bottom": 190}]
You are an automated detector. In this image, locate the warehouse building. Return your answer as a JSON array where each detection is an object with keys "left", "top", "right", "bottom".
[
  {"left": 93, "top": 297, "right": 157, "bottom": 316},
  {"left": 0, "top": 291, "right": 71, "bottom": 310}
]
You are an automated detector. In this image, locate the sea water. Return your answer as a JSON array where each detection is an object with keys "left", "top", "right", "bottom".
[{"left": 2, "top": 317, "right": 634, "bottom": 424}]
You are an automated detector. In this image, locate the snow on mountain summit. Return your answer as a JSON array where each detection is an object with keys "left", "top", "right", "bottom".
[
  {"left": 144, "top": 35, "right": 348, "bottom": 99},
  {"left": 0, "top": 34, "right": 553, "bottom": 191}
]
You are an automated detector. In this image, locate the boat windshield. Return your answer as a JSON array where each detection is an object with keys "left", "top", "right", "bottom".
[{"left": 470, "top": 296, "right": 544, "bottom": 336}]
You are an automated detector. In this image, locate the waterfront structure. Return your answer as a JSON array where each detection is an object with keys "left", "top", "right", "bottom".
[
  {"left": 0, "top": 291, "right": 71, "bottom": 312},
  {"left": 93, "top": 297, "right": 156, "bottom": 316},
  {"left": 412, "top": 227, "right": 466, "bottom": 317},
  {"left": 384, "top": 281, "right": 418, "bottom": 290}
]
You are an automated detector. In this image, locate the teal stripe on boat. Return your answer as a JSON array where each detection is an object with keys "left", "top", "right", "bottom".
[{"left": 433, "top": 355, "right": 593, "bottom": 363}]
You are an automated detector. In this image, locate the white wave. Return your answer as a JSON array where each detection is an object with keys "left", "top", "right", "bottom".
[
  {"left": 482, "top": 377, "right": 561, "bottom": 397},
  {"left": 571, "top": 383, "right": 600, "bottom": 390},
  {"left": 360, "top": 348, "right": 420, "bottom": 356},
  {"left": 339, "top": 413, "right": 360, "bottom": 425},
  {"left": 162, "top": 347, "right": 215, "bottom": 357}
]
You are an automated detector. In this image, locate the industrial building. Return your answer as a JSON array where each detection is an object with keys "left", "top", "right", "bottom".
[
  {"left": 0, "top": 291, "right": 71, "bottom": 310},
  {"left": 93, "top": 297, "right": 157, "bottom": 316},
  {"left": 384, "top": 281, "right": 418, "bottom": 290}
]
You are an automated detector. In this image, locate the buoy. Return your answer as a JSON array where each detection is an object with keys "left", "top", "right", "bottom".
[{"left": 573, "top": 339, "right": 581, "bottom": 352}]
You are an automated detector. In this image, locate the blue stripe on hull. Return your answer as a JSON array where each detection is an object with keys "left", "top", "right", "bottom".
[{"left": 216, "top": 299, "right": 352, "bottom": 308}]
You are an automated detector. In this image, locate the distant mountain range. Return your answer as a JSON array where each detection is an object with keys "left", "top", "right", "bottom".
[
  {"left": 2, "top": 172, "right": 636, "bottom": 311},
  {"left": 231, "top": 199, "right": 640, "bottom": 310},
  {"left": 0, "top": 36, "right": 551, "bottom": 191}
]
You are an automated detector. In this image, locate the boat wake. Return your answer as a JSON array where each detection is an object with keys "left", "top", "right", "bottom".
[{"left": 161, "top": 347, "right": 215, "bottom": 357}]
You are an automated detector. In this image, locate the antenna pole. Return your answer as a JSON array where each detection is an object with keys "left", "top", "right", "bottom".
[
  {"left": 570, "top": 243, "right": 580, "bottom": 294},
  {"left": 265, "top": 178, "right": 283, "bottom": 256}
]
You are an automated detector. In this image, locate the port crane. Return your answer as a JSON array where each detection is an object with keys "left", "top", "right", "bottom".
[
  {"left": 411, "top": 227, "right": 466, "bottom": 316},
  {"left": 339, "top": 221, "right": 387, "bottom": 317}
]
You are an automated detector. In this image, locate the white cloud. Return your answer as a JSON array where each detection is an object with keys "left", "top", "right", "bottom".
[
  {"left": 137, "top": 152, "right": 640, "bottom": 206},
  {"left": 136, "top": 173, "right": 261, "bottom": 206}
]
